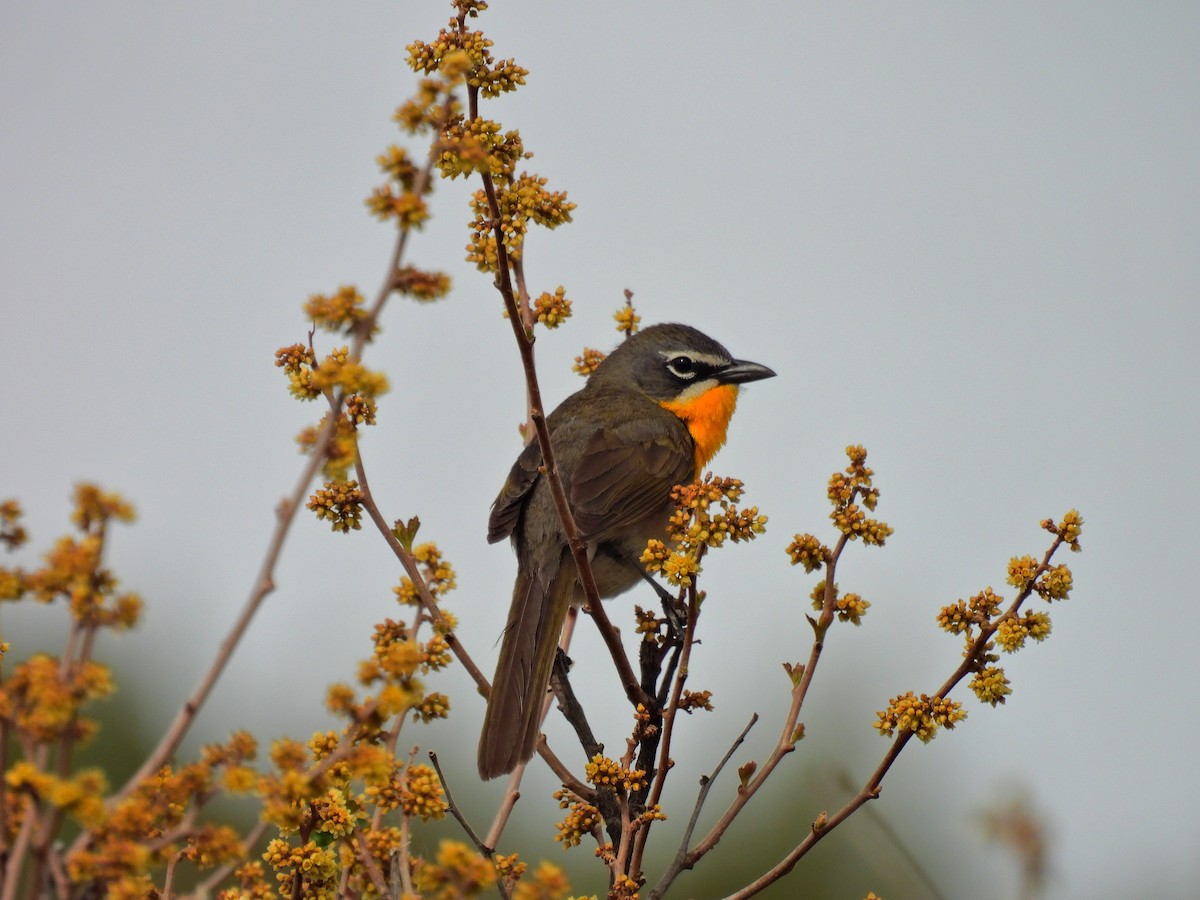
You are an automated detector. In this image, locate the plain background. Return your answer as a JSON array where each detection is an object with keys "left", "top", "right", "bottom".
[{"left": 3, "top": 3, "right": 1197, "bottom": 898}]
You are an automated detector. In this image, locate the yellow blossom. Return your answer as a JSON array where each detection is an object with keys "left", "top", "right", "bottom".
[
  {"left": 572, "top": 347, "right": 606, "bottom": 376},
  {"left": 533, "top": 286, "right": 572, "bottom": 328}
]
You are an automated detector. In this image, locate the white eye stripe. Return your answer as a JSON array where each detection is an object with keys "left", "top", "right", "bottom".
[
  {"left": 657, "top": 350, "right": 730, "bottom": 368},
  {"left": 667, "top": 360, "right": 698, "bottom": 379}
]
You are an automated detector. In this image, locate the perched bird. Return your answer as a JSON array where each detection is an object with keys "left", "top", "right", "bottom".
[{"left": 478, "top": 323, "right": 775, "bottom": 779}]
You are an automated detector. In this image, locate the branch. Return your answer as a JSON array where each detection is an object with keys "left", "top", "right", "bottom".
[
  {"left": 94, "top": 100, "right": 446, "bottom": 822},
  {"left": 428, "top": 752, "right": 513, "bottom": 900},
  {"left": 648, "top": 713, "right": 758, "bottom": 900},
  {"left": 460, "top": 39, "right": 649, "bottom": 713},
  {"left": 630, "top": 585, "right": 701, "bottom": 877},
  {"left": 724, "top": 532, "right": 1071, "bottom": 898}
]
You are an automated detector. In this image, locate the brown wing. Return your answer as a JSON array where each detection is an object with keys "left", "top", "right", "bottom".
[
  {"left": 487, "top": 438, "right": 542, "bottom": 544},
  {"left": 569, "top": 408, "right": 694, "bottom": 542}
]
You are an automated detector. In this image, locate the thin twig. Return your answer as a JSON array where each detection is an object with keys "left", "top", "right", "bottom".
[
  {"left": 649, "top": 713, "right": 758, "bottom": 900},
  {"left": 723, "top": 535, "right": 1069, "bottom": 898},
  {"left": 352, "top": 826, "right": 391, "bottom": 897},
  {"left": 428, "top": 752, "right": 513, "bottom": 900},
  {"left": 459, "top": 22, "right": 650, "bottom": 714},
  {"left": 195, "top": 820, "right": 269, "bottom": 894},
  {"left": 630, "top": 586, "right": 701, "bottom": 877},
  {"left": 87, "top": 84, "right": 445, "bottom": 828}
]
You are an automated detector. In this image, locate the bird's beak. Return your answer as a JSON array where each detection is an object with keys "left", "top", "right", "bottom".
[{"left": 718, "top": 359, "right": 776, "bottom": 385}]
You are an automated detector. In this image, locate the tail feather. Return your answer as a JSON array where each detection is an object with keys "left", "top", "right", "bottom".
[{"left": 478, "top": 551, "right": 574, "bottom": 779}]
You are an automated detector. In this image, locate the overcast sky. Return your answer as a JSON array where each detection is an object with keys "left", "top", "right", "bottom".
[{"left": 2, "top": 3, "right": 1198, "bottom": 898}]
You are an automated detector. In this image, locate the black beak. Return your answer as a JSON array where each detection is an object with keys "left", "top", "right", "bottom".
[{"left": 718, "top": 358, "right": 776, "bottom": 385}]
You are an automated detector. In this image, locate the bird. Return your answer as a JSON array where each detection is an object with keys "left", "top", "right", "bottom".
[{"left": 478, "top": 322, "right": 775, "bottom": 779}]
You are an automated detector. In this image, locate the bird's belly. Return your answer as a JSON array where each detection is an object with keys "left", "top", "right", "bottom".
[{"left": 588, "top": 543, "right": 646, "bottom": 599}]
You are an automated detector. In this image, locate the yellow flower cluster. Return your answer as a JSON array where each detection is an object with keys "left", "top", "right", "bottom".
[
  {"left": 785, "top": 532, "right": 829, "bottom": 573},
  {"left": 1006, "top": 555, "right": 1039, "bottom": 591},
  {"left": 826, "top": 446, "right": 892, "bottom": 545},
  {"left": 365, "top": 181, "right": 430, "bottom": 228},
  {"left": 312, "top": 787, "right": 358, "bottom": 839},
  {"left": 613, "top": 303, "right": 640, "bottom": 336},
  {"left": 1050, "top": 508, "right": 1084, "bottom": 551},
  {"left": 0, "top": 498, "right": 28, "bottom": 549},
  {"left": 1, "top": 653, "right": 112, "bottom": 743},
  {"left": 303, "top": 285, "right": 367, "bottom": 334},
  {"left": 376, "top": 144, "right": 418, "bottom": 189},
  {"left": 412, "top": 839, "right": 496, "bottom": 898},
  {"left": 408, "top": 22, "right": 495, "bottom": 79},
  {"left": 274, "top": 343, "right": 318, "bottom": 399},
  {"left": 343, "top": 392, "right": 376, "bottom": 428},
  {"left": 63, "top": 732, "right": 255, "bottom": 892},
  {"left": 395, "top": 264, "right": 453, "bottom": 302},
  {"left": 874, "top": 691, "right": 967, "bottom": 743},
  {"left": 936, "top": 587, "right": 1004, "bottom": 638},
  {"left": 311, "top": 346, "right": 390, "bottom": 399},
  {"left": 612, "top": 873, "right": 641, "bottom": 900},
  {"left": 414, "top": 690, "right": 451, "bottom": 722},
  {"left": 400, "top": 763, "right": 448, "bottom": 821},
  {"left": 71, "top": 483, "right": 135, "bottom": 531},
  {"left": 679, "top": 689, "right": 714, "bottom": 712},
  {"left": 995, "top": 611, "right": 1052, "bottom": 652},
  {"left": 552, "top": 789, "right": 601, "bottom": 849},
  {"left": 970, "top": 666, "right": 1012, "bottom": 706},
  {"left": 641, "top": 475, "right": 767, "bottom": 588},
  {"left": 394, "top": 541, "right": 458, "bottom": 604},
  {"left": 572, "top": 347, "right": 607, "bottom": 377},
  {"left": 584, "top": 754, "right": 647, "bottom": 793},
  {"left": 512, "top": 861, "right": 572, "bottom": 900},
  {"left": 476, "top": 56, "right": 528, "bottom": 97},
  {"left": 305, "top": 480, "right": 364, "bottom": 533},
  {"left": 533, "top": 285, "right": 572, "bottom": 328},
  {"left": 292, "top": 411, "right": 360, "bottom": 481},
  {"left": 276, "top": 343, "right": 389, "bottom": 408},
  {"left": 393, "top": 77, "right": 461, "bottom": 135},
  {"left": 1035, "top": 563, "right": 1073, "bottom": 601},
  {"left": 633, "top": 605, "right": 665, "bottom": 641},
  {"left": 809, "top": 583, "right": 871, "bottom": 626},
  {"left": 439, "top": 116, "right": 525, "bottom": 180},
  {"left": 262, "top": 838, "right": 340, "bottom": 899},
  {"left": 466, "top": 173, "right": 576, "bottom": 270}
]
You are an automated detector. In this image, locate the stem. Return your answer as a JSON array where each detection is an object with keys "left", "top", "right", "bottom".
[
  {"left": 352, "top": 826, "right": 390, "bottom": 897},
  {"left": 723, "top": 535, "right": 1069, "bottom": 898},
  {"left": 461, "top": 48, "right": 650, "bottom": 713},
  {"left": 629, "top": 586, "right": 699, "bottom": 876},
  {"left": 428, "top": 752, "right": 512, "bottom": 900},
  {"left": 648, "top": 714, "right": 757, "bottom": 900}
]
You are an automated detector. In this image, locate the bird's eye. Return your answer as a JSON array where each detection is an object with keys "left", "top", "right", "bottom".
[{"left": 666, "top": 356, "right": 697, "bottom": 379}]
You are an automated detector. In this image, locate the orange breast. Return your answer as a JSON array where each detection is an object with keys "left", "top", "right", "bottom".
[{"left": 659, "top": 384, "right": 740, "bottom": 477}]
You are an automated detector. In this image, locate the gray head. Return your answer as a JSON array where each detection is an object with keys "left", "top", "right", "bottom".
[{"left": 587, "top": 322, "right": 776, "bottom": 401}]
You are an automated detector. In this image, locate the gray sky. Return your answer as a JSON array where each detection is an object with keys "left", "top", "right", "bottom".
[{"left": 2, "top": 3, "right": 1198, "bottom": 898}]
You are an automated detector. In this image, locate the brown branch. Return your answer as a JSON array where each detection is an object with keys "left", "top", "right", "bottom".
[
  {"left": 1, "top": 807, "right": 38, "bottom": 900},
  {"left": 428, "top": 752, "right": 513, "bottom": 900},
  {"left": 351, "top": 826, "right": 390, "bottom": 898},
  {"left": 648, "top": 713, "right": 758, "bottom": 900},
  {"left": 648, "top": 486, "right": 875, "bottom": 897},
  {"left": 195, "top": 820, "right": 268, "bottom": 894},
  {"left": 93, "top": 127, "right": 443, "bottom": 824},
  {"left": 352, "top": 451, "right": 490, "bottom": 692},
  {"left": 681, "top": 528, "right": 852, "bottom": 867},
  {"left": 722, "top": 532, "right": 1071, "bottom": 898},
  {"left": 459, "top": 39, "right": 649, "bottom": 714},
  {"left": 630, "top": 586, "right": 701, "bottom": 878}
]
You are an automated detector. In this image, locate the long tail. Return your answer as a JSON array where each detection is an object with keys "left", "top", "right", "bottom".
[{"left": 478, "top": 551, "right": 575, "bottom": 780}]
